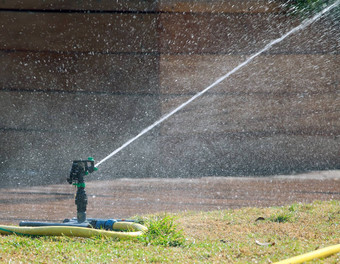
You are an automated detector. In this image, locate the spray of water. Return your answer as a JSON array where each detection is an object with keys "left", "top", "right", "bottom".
[{"left": 95, "top": 1, "right": 339, "bottom": 167}]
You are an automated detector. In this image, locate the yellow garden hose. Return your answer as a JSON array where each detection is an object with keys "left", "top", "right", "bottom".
[
  {"left": 0, "top": 222, "right": 147, "bottom": 239},
  {"left": 274, "top": 244, "right": 340, "bottom": 264}
]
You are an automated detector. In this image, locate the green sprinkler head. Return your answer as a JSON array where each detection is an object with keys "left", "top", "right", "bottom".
[{"left": 67, "top": 158, "right": 98, "bottom": 184}]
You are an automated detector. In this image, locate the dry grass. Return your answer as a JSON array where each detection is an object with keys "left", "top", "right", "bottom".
[{"left": 176, "top": 200, "right": 339, "bottom": 263}]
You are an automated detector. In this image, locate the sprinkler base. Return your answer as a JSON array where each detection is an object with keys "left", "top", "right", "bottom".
[{"left": 19, "top": 218, "right": 138, "bottom": 231}]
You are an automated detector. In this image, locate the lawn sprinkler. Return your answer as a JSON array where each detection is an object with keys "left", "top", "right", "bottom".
[
  {"left": 18, "top": 157, "right": 139, "bottom": 231},
  {"left": 67, "top": 157, "right": 97, "bottom": 223}
]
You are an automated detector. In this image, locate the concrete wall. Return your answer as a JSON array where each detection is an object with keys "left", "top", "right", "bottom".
[{"left": 0, "top": 1, "right": 339, "bottom": 186}]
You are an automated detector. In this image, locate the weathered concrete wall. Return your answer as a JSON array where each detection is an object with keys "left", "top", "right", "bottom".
[{"left": 0, "top": 0, "right": 339, "bottom": 186}]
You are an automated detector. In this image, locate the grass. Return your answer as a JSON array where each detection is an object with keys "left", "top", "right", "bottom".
[
  {"left": 0, "top": 200, "right": 339, "bottom": 263},
  {"left": 138, "top": 215, "right": 186, "bottom": 247}
]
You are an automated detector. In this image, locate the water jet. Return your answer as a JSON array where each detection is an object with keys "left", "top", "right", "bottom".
[{"left": 95, "top": 0, "right": 339, "bottom": 169}]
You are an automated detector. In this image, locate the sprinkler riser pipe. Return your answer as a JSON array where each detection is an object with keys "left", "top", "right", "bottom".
[{"left": 67, "top": 158, "right": 97, "bottom": 223}]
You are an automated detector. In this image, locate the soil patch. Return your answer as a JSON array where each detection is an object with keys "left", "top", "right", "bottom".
[{"left": 0, "top": 170, "right": 339, "bottom": 224}]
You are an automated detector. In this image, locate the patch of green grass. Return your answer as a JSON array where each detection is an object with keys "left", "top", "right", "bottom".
[
  {"left": 269, "top": 213, "right": 293, "bottom": 223},
  {"left": 138, "top": 214, "right": 186, "bottom": 247},
  {"left": 268, "top": 205, "right": 297, "bottom": 223},
  {"left": 0, "top": 200, "right": 339, "bottom": 263}
]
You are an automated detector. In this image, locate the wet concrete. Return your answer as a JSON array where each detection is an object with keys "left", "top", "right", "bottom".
[{"left": 0, "top": 170, "right": 339, "bottom": 225}]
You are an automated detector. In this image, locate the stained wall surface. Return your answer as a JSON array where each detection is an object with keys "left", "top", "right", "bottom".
[{"left": 0, "top": 1, "right": 339, "bottom": 186}]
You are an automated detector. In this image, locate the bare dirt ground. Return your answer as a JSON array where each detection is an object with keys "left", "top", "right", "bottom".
[{"left": 0, "top": 170, "right": 339, "bottom": 224}]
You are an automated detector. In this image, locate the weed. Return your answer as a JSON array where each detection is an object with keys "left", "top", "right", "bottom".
[
  {"left": 269, "top": 209, "right": 295, "bottom": 223},
  {"left": 138, "top": 214, "right": 186, "bottom": 247},
  {"left": 270, "top": 214, "right": 292, "bottom": 223},
  {"left": 288, "top": 203, "right": 298, "bottom": 212}
]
